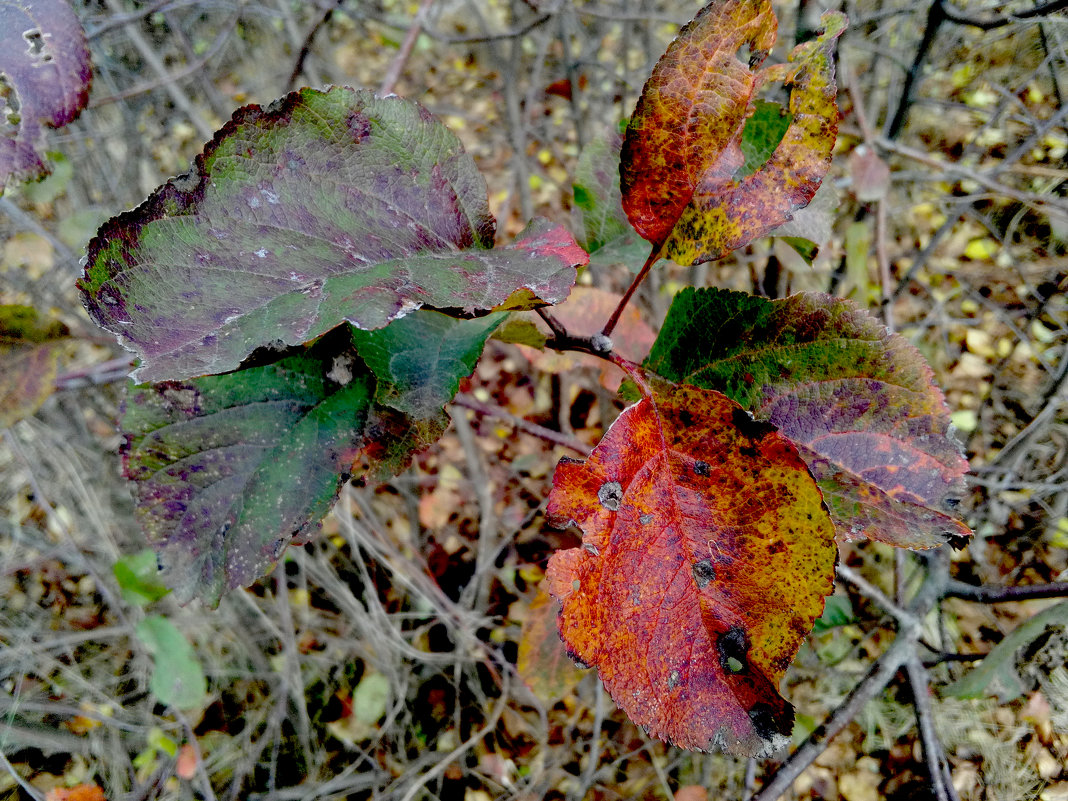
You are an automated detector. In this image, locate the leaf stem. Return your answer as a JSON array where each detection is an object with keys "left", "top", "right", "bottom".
[
  {"left": 600, "top": 242, "right": 662, "bottom": 338},
  {"left": 535, "top": 307, "right": 569, "bottom": 341}
]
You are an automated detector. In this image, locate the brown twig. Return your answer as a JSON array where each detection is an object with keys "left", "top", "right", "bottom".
[
  {"left": 379, "top": 0, "right": 436, "bottom": 96},
  {"left": 751, "top": 626, "right": 919, "bottom": 801},
  {"left": 940, "top": 0, "right": 1068, "bottom": 30},
  {"left": 601, "top": 243, "right": 661, "bottom": 338},
  {"left": 906, "top": 654, "right": 961, "bottom": 801},
  {"left": 285, "top": 0, "right": 346, "bottom": 93},
  {"left": 451, "top": 393, "right": 592, "bottom": 456},
  {"left": 943, "top": 579, "right": 1068, "bottom": 602}
]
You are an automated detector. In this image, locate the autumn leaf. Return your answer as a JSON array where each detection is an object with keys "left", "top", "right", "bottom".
[
  {"left": 644, "top": 288, "right": 971, "bottom": 548},
  {"left": 0, "top": 304, "right": 70, "bottom": 427},
  {"left": 0, "top": 0, "right": 91, "bottom": 192},
  {"left": 620, "top": 0, "right": 845, "bottom": 265},
  {"left": 546, "top": 382, "right": 836, "bottom": 755},
  {"left": 45, "top": 785, "right": 107, "bottom": 801},
  {"left": 517, "top": 585, "right": 585, "bottom": 702},
  {"left": 79, "top": 87, "right": 584, "bottom": 383}
]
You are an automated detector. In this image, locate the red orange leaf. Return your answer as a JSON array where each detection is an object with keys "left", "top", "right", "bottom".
[
  {"left": 546, "top": 383, "right": 836, "bottom": 755},
  {"left": 620, "top": 1, "right": 845, "bottom": 265},
  {"left": 45, "top": 786, "right": 106, "bottom": 801},
  {"left": 645, "top": 288, "right": 971, "bottom": 548}
]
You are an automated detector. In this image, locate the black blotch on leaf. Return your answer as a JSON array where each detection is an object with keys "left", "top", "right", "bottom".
[
  {"left": 692, "top": 558, "right": 716, "bottom": 589},
  {"left": 731, "top": 407, "right": 776, "bottom": 440},
  {"left": 694, "top": 460, "right": 710, "bottom": 476},
  {"left": 717, "top": 626, "right": 749, "bottom": 674},
  {"left": 748, "top": 701, "right": 789, "bottom": 742}
]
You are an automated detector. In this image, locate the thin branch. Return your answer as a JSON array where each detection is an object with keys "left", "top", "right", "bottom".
[
  {"left": 750, "top": 626, "right": 919, "bottom": 801},
  {"left": 601, "top": 243, "right": 661, "bottom": 338},
  {"left": 379, "top": 0, "right": 436, "bottom": 96},
  {"left": 54, "top": 357, "right": 134, "bottom": 391},
  {"left": 906, "top": 654, "right": 961, "bottom": 801},
  {"left": 884, "top": 0, "right": 946, "bottom": 140},
  {"left": 451, "top": 393, "right": 592, "bottom": 456},
  {"left": 535, "top": 307, "right": 569, "bottom": 341},
  {"left": 943, "top": 579, "right": 1068, "bottom": 602},
  {"left": 940, "top": 0, "right": 1068, "bottom": 30},
  {"left": 837, "top": 563, "right": 916, "bottom": 625},
  {"left": 286, "top": 0, "right": 348, "bottom": 93}
]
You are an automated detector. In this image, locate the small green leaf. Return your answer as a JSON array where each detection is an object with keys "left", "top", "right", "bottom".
[
  {"left": 351, "top": 309, "right": 505, "bottom": 419},
  {"left": 812, "top": 594, "right": 855, "bottom": 632},
  {"left": 943, "top": 601, "right": 1068, "bottom": 702},
  {"left": 492, "top": 315, "right": 548, "bottom": 349},
  {"left": 573, "top": 132, "right": 649, "bottom": 270},
  {"left": 778, "top": 236, "right": 819, "bottom": 264},
  {"left": 739, "top": 101, "right": 792, "bottom": 178},
  {"left": 113, "top": 550, "right": 171, "bottom": 606},
  {"left": 136, "top": 615, "right": 207, "bottom": 709}
]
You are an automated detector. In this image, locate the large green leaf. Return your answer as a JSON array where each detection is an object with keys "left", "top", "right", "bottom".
[
  {"left": 79, "top": 87, "right": 584, "bottom": 382},
  {"left": 122, "top": 308, "right": 502, "bottom": 605},
  {"left": 644, "top": 288, "right": 970, "bottom": 548},
  {"left": 122, "top": 332, "right": 377, "bottom": 604}
]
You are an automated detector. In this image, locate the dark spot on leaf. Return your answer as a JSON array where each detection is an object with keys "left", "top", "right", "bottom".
[
  {"left": 639, "top": 513, "right": 653, "bottom": 525},
  {"left": 717, "top": 626, "right": 749, "bottom": 674},
  {"left": 694, "top": 460, "right": 710, "bottom": 476},
  {"left": 748, "top": 702, "right": 788, "bottom": 742},
  {"left": 597, "top": 481, "right": 623, "bottom": 511},
  {"left": 731, "top": 407, "right": 776, "bottom": 440},
  {"left": 692, "top": 558, "right": 716, "bottom": 589},
  {"left": 566, "top": 649, "right": 591, "bottom": 670}
]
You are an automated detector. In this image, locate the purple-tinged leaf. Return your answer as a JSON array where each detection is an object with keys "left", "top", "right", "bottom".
[
  {"left": 121, "top": 329, "right": 381, "bottom": 605},
  {"left": 0, "top": 0, "right": 90, "bottom": 192},
  {"left": 79, "top": 87, "right": 585, "bottom": 383},
  {"left": 645, "top": 288, "right": 970, "bottom": 548}
]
